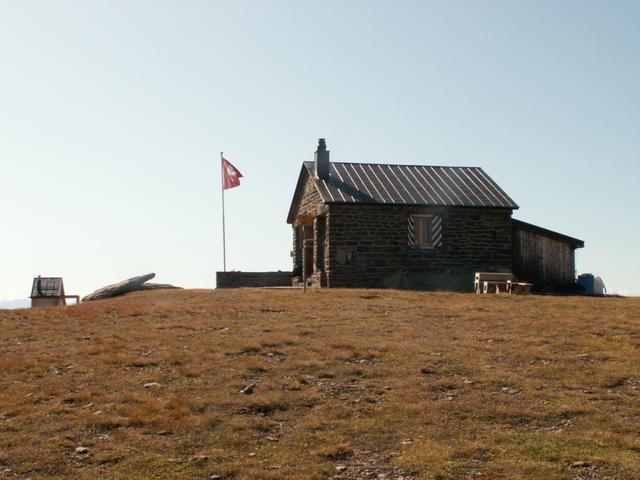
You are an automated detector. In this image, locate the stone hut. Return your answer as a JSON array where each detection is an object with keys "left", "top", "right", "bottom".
[
  {"left": 30, "top": 276, "right": 79, "bottom": 307},
  {"left": 287, "top": 139, "right": 583, "bottom": 291}
]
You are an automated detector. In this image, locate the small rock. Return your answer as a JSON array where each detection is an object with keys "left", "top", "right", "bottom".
[
  {"left": 75, "top": 446, "right": 89, "bottom": 454},
  {"left": 336, "top": 465, "right": 347, "bottom": 472},
  {"left": 240, "top": 383, "right": 256, "bottom": 395},
  {"left": 401, "top": 439, "right": 412, "bottom": 445},
  {"left": 248, "top": 452, "right": 256, "bottom": 457},
  {"left": 420, "top": 367, "right": 437, "bottom": 374},
  {"left": 54, "top": 365, "right": 75, "bottom": 374},
  {"left": 144, "top": 382, "right": 161, "bottom": 388},
  {"left": 570, "top": 460, "right": 590, "bottom": 468},
  {"left": 189, "top": 454, "right": 208, "bottom": 463},
  {"left": 157, "top": 430, "right": 170, "bottom": 436},
  {"left": 265, "top": 436, "right": 278, "bottom": 442}
]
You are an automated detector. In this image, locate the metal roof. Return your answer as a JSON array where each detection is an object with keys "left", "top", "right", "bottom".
[
  {"left": 30, "top": 277, "right": 64, "bottom": 298},
  {"left": 513, "top": 219, "right": 584, "bottom": 248},
  {"left": 304, "top": 161, "right": 518, "bottom": 209}
]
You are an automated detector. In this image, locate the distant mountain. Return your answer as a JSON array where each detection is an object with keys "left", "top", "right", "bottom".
[{"left": 0, "top": 299, "right": 30, "bottom": 309}]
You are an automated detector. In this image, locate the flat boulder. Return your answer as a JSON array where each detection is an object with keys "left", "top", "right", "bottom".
[
  {"left": 137, "top": 283, "right": 182, "bottom": 291},
  {"left": 82, "top": 273, "right": 156, "bottom": 302}
]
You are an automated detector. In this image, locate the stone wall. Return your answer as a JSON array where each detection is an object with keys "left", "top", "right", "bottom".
[
  {"left": 296, "top": 172, "right": 323, "bottom": 216},
  {"left": 216, "top": 271, "right": 292, "bottom": 288},
  {"left": 31, "top": 297, "right": 65, "bottom": 308},
  {"left": 325, "top": 204, "right": 513, "bottom": 288}
]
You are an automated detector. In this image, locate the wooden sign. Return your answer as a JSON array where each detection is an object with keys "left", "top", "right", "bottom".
[{"left": 296, "top": 215, "right": 314, "bottom": 226}]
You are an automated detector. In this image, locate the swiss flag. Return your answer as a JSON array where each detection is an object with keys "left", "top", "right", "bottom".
[{"left": 222, "top": 156, "right": 243, "bottom": 190}]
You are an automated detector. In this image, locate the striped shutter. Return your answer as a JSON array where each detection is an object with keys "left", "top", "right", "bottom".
[
  {"left": 408, "top": 215, "right": 442, "bottom": 248},
  {"left": 430, "top": 215, "right": 443, "bottom": 247},
  {"left": 407, "top": 215, "right": 416, "bottom": 247}
]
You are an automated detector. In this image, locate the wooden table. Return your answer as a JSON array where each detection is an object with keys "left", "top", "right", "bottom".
[{"left": 509, "top": 281, "right": 533, "bottom": 295}]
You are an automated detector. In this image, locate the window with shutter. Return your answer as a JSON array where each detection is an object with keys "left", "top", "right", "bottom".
[{"left": 408, "top": 214, "right": 442, "bottom": 249}]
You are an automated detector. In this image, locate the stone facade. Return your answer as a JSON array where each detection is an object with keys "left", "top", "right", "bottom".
[
  {"left": 325, "top": 204, "right": 512, "bottom": 287},
  {"left": 290, "top": 173, "right": 513, "bottom": 289}
]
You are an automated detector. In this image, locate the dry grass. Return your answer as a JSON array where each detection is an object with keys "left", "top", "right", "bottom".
[{"left": 1, "top": 289, "right": 639, "bottom": 479}]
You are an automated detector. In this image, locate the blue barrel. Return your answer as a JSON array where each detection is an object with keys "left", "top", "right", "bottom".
[{"left": 578, "top": 274, "right": 595, "bottom": 294}]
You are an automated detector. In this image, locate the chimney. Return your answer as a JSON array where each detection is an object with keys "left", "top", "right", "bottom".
[{"left": 314, "top": 138, "right": 330, "bottom": 180}]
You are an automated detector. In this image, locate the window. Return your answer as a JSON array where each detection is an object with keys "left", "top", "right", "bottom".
[{"left": 408, "top": 214, "right": 442, "bottom": 249}]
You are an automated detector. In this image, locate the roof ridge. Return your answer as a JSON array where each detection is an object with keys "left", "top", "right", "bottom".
[
  {"left": 304, "top": 161, "right": 483, "bottom": 169},
  {"left": 332, "top": 162, "right": 484, "bottom": 169}
]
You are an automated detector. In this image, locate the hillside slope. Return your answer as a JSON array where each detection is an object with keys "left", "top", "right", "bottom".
[{"left": 1, "top": 289, "right": 639, "bottom": 479}]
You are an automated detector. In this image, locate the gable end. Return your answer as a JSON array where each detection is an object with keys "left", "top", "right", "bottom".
[{"left": 286, "top": 164, "right": 326, "bottom": 224}]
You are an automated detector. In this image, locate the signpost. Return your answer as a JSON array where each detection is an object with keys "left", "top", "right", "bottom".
[{"left": 297, "top": 214, "right": 314, "bottom": 293}]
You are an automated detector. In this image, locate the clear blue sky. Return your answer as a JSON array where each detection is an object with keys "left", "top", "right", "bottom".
[{"left": 1, "top": 0, "right": 639, "bottom": 300}]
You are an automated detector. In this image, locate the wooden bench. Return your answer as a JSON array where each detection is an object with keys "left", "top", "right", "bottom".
[
  {"left": 474, "top": 272, "right": 533, "bottom": 295},
  {"left": 474, "top": 272, "right": 515, "bottom": 294}
]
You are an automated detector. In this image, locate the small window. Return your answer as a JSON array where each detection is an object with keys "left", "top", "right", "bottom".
[{"left": 408, "top": 214, "right": 442, "bottom": 249}]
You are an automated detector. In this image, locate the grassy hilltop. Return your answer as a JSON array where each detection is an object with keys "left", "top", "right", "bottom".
[{"left": 1, "top": 289, "right": 639, "bottom": 479}]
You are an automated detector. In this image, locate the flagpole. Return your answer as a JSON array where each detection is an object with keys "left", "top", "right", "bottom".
[{"left": 221, "top": 152, "right": 227, "bottom": 272}]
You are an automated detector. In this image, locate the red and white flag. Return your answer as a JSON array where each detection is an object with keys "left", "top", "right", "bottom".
[{"left": 221, "top": 156, "right": 243, "bottom": 190}]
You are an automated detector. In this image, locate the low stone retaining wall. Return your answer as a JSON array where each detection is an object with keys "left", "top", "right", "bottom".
[{"left": 216, "top": 271, "right": 292, "bottom": 288}]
